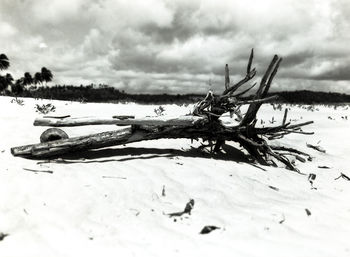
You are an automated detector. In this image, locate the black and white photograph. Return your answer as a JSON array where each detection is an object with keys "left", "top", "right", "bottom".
[{"left": 0, "top": 0, "right": 349, "bottom": 256}]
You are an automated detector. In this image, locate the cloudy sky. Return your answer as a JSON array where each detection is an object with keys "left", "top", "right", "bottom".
[{"left": 0, "top": 0, "right": 349, "bottom": 94}]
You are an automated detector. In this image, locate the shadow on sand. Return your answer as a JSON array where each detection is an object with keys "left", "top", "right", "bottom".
[{"left": 37, "top": 144, "right": 266, "bottom": 171}]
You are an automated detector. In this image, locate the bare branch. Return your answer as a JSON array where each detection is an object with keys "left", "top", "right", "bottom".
[
  {"left": 236, "top": 95, "right": 278, "bottom": 105},
  {"left": 223, "top": 49, "right": 256, "bottom": 95},
  {"left": 282, "top": 108, "right": 288, "bottom": 125},
  {"left": 225, "top": 64, "right": 230, "bottom": 90},
  {"left": 232, "top": 82, "right": 257, "bottom": 98},
  {"left": 262, "top": 57, "right": 282, "bottom": 97},
  {"left": 247, "top": 48, "right": 254, "bottom": 74}
]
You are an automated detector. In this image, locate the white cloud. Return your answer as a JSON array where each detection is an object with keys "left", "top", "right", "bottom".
[{"left": 0, "top": 0, "right": 349, "bottom": 94}]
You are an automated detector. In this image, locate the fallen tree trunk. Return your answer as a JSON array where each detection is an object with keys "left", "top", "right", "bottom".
[
  {"left": 34, "top": 115, "right": 206, "bottom": 127},
  {"left": 12, "top": 127, "right": 135, "bottom": 157},
  {"left": 11, "top": 120, "right": 312, "bottom": 170},
  {"left": 11, "top": 49, "right": 314, "bottom": 172}
]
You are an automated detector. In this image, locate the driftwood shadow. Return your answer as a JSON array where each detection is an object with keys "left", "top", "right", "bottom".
[{"left": 51, "top": 144, "right": 252, "bottom": 165}]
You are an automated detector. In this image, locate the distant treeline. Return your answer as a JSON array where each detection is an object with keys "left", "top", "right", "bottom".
[
  {"left": 271, "top": 90, "right": 350, "bottom": 104},
  {"left": 4, "top": 85, "right": 350, "bottom": 104},
  {"left": 11, "top": 85, "right": 204, "bottom": 104}
]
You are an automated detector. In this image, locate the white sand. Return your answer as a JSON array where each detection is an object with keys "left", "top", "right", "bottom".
[{"left": 0, "top": 96, "right": 350, "bottom": 257}]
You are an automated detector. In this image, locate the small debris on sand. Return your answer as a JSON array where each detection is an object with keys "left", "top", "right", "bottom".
[
  {"left": 279, "top": 214, "right": 286, "bottom": 224},
  {"left": 23, "top": 168, "right": 53, "bottom": 174},
  {"left": 268, "top": 185, "right": 279, "bottom": 191},
  {"left": 335, "top": 173, "right": 350, "bottom": 181},
  {"left": 308, "top": 173, "right": 317, "bottom": 189},
  {"left": 305, "top": 208, "right": 312, "bottom": 216},
  {"left": 318, "top": 166, "right": 330, "bottom": 169},
  {"left": 0, "top": 233, "right": 9, "bottom": 241},
  {"left": 102, "top": 176, "right": 126, "bottom": 179},
  {"left": 162, "top": 185, "right": 166, "bottom": 197},
  {"left": 168, "top": 199, "right": 195, "bottom": 217},
  {"left": 200, "top": 226, "right": 220, "bottom": 234}
]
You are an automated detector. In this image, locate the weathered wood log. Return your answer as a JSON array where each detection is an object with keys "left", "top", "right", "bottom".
[
  {"left": 11, "top": 120, "right": 313, "bottom": 162},
  {"left": 40, "top": 128, "right": 69, "bottom": 143},
  {"left": 34, "top": 115, "right": 206, "bottom": 127},
  {"left": 10, "top": 126, "right": 217, "bottom": 157},
  {"left": 12, "top": 123, "right": 234, "bottom": 157},
  {"left": 12, "top": 127, "right": 136, "bottom": 157}
]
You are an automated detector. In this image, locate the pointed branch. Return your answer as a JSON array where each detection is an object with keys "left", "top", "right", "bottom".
[
  {"left": 236, "top": 95, "right": 278, "bottom": 105},
  {"left": 247, "top": 48, "right": 254, "bottom": 74},
  {"left": 262, "top": 57, "right": 282, "bottom": 97},
  {"left": 271, "top": 146, "right": 312, "bottom": 158},
  {"left": 222, "top": 49, "right": 256, "bottom": 95},
  {"left": 225, "top": 64, "right": 230, "bottom": 90},
  {"left": 282, "top": 108, "right": 288, "bottom": 125},
  {"left": 232, "top": 82, "right": 257, "bottom": 98},
  {"left": 258, "top": 55, "right": 279, "bottom": 97},
  {"left": 286, "top": 121, "right": 313, "bottom": 130},
  {"left": 240, "top": 55, "right": 281, "bottom": 125}
]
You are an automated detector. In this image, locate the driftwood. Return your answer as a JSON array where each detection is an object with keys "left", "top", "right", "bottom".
[
  {"left": 306, "top": 143, "right": 326, "bottom": 153},
  {"left": 34, "top": 115, "right": 205, "bottom": 127},
  {"left": 334, "top": 173, "right": 350, "bottom": 181},
  {"left": 11, "top": 49, "right": 314, "bottom": 172},
  {"left": 23, "top": 168, "right": 53, "bottom": 174},
  {"left": 200, "top": 226, "right": 220, "bottom": 234},
  {"left": 12, "top": 127, "right": 135, "bottom": 157},
  {"left": 167, "top": 199, "right": 195, "bottom": 217}
]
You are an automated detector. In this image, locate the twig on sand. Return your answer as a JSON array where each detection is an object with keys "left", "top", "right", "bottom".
[
  {"left": 334, "top": 173, "right": 350, "bottom": 181},
  {"left": 308, "top": 173, "right": 317, "bottom": 189},
  {"left": 167, "top": 199, "right": 195, "bottom": 217},
  {"left": 102, "top": 176, "right": 126, "bottom": 179},
  {"left": 279, "top": 214, "right": 286, "bottom": 224},
  {"left": 162, "top": 185, "right": 166, "bottom": 197},
  {"left": 305, "top": 208, "right": 312, "bottom": 216},
  {"left": 306, "top": 143, "right": 326, "bottom": 153},
  {"left": 43, "top": 115, "right": 70, "bottom": 119},
  {"left": 200, "top": 226, "right": 220, "bottom": 234},
  {"left": 318, "top": 166, "right": 330, "bottom": 169},
  {"left": 129, "top": 208, "right": 140, "bottom": 216},
  {"left": 23, "top": 168, "right": 53, "bottom": 174},
  {"left": 268, "top": 185, "right": 279, "bottom": 191},
  {"left": 0, "top": 233, "right": 9, "bottom": 241}
]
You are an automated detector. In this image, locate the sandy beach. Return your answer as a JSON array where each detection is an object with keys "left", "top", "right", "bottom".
[{"left": 0, "top": 96, "right": 350, "bottom": 257}]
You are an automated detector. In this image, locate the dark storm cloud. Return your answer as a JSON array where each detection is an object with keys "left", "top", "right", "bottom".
[
  {"left": 282, "top": 50, "right": 316, "bottom": 68},
  {"left": 0, "top": 0, "right": 350, "bottom": 94},
  {"left": 311, "top": 64, "right": 350, "bottom": 81}
]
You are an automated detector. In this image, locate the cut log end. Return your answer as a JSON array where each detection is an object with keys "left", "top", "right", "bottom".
[{"left": 40, "top": 128, "right": 69, "bottom": 143}]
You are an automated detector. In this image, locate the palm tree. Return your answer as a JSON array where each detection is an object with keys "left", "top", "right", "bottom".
[
  {"left": 23, "top": 72, "right": 34, "bottom": 87},
  {"left": 34, "top": 72, "right": 43, "bottom": 85},
  {"left": 0, "top": 73, "right": 13, "bottom": 92},
  {"left": 5, "top": 73, "right": 14, "bottom": 91},
  {"left": 12, "top": 78, "right": 24, "bottom": 95},
  {"left": 0, "top": 76, "right": 5, "bottom": 92},
  {"left": 0, "top": 54, "right": 10, "bottom": 93},
  {"left": 5, "top": 73, "right": 14, "bottom": 84},
  {"left": 0, "top": 54, "right": 10, "bottom": 70},
  {"left": 41, "top": 67, "right": 53, "bottom": 85}
]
